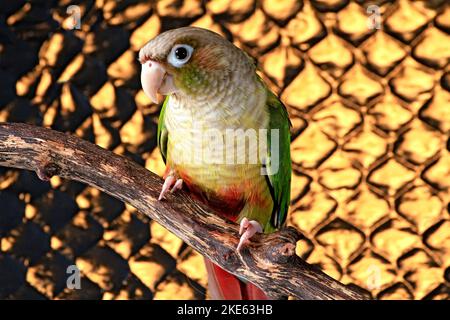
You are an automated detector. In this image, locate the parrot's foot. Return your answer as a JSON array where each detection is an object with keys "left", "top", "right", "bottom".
[
  {"left": 237, "top": 218, "right": 263, "bottom": 252},
  {"left": 158, "top": 175, "right": 183, "bottom": 200}
]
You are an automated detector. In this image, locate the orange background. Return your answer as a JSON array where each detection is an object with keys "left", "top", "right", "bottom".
[{"left": 0, "top": 0, "right": 449, "bottom": 299}]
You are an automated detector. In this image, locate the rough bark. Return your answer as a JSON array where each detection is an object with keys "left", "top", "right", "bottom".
[{"left": 0, "top": 122, "right": 368, "bottom": 300}]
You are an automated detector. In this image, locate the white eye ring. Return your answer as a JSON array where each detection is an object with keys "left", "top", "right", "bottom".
[{"left": 167, "top": 44, "right": 194, "bottom": 68}]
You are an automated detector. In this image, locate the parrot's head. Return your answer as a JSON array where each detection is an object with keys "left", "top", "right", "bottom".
[{"left": 139, "top": 27, "right": 255, "bottom": 103}]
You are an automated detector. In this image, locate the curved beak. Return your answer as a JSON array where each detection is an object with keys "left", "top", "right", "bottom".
[{"left": 141, "top": 60, "right": 177, "bottom": 104}]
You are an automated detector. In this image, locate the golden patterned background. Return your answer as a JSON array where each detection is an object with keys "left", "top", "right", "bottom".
[{"left": 0, "top": 0, "right": 449, "bottom": 300}]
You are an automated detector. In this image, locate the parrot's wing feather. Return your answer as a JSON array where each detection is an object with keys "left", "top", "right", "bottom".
[
  {"left": 265, "top": 90, "right": 292, "bottom": 229},
  {"left": 157, "top": 96, "right": 169, "bottom": 164}
]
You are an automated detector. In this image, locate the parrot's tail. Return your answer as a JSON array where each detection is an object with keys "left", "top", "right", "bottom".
[{"left": 204, "top": 258, "right": 268, "bottom": 300}]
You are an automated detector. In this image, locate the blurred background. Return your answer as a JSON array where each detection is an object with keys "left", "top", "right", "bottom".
[{"left": 0, "top": 0, "right": 449, "bottom": 300}]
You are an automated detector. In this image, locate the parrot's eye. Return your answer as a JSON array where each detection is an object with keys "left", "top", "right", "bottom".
[
  {"left": 168, "top": 44, "right": 193, "bottom": 68},
  {"left": 175, "top": 47, "right": 188, "bottom": 60}
]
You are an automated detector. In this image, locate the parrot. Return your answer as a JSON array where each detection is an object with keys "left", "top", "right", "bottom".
[{"left": 139, "top": 27, "right": 291, "bottom": 300}]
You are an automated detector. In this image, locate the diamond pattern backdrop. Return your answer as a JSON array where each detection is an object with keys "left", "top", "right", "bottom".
[{"left": 0, "top": 0, "right": 449, "bottom": 300}]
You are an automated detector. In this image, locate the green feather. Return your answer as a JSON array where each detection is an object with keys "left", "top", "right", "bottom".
[
  {"left": 157, "top": 96, "right": 169, "bottom": 164},
  {"left": 265, "top": 89, "right": 292, "bottom": 230}
]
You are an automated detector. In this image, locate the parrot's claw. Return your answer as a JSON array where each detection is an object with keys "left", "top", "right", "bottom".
[
  {"left": 237, "top": 218, "right": 263, "bottom": 252},
  {"left": 158, "top": 175, "right": 183, "bottom": 200},
  {"left": 171, "top": 179, "right": 183, "bottom": 193}
]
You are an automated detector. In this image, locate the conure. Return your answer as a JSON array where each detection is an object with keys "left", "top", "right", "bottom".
[{"left": 139, "top": 27, "right": 291, "bottom": 300}]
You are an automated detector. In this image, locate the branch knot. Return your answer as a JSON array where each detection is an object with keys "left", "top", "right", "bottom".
[
  {"left": 36, "top": 162, "right": 60, "bottom": 181},
  {"left": 263, "top": 226, "right": 301, "bottom": 264}
]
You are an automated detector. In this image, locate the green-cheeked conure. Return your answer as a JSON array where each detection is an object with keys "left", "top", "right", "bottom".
[{"left": 139, "top": 27, "right": 291, "bottom": 300}]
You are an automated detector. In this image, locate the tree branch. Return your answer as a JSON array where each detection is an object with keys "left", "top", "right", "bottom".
[{"left": 0, "top": 122, "right": 367, "bottom": 300}]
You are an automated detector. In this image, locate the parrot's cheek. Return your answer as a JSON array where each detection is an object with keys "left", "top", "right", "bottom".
[
  {"left": 141, "top": 60, "right": 166, "bottom": 104},
  {"left": 159, "top": 74, "right": 178, "bottom": 96}
]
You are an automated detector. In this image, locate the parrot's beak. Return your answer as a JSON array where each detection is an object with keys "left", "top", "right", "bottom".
[{"left": 141, "top": 60, "right": 177, "bottom": 104}]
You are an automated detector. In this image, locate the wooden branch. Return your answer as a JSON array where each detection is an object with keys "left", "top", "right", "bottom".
[{"left": 0, "top": 122, "right": 367, "bottom": 300}]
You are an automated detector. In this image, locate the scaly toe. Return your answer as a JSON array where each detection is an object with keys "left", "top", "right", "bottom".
[
  {"left": 171, "top": 179, "right": 183, "bottom": 193},
  {"left": 158, "top": 175, "right": 176, "bottom": 201},
  {"left": 237, "top": 219, "right": 262, "bottom": 252},
  {"left": 239, "top": 217, "right": 249, "bottom": 235}
]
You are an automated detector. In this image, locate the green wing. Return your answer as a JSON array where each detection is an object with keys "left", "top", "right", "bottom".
[
  {"left": 157, "top": 96, "right": 169, "bottom": 164},
  {"left": 265, "top": 89, "right": 292, "bottom": 230}
]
